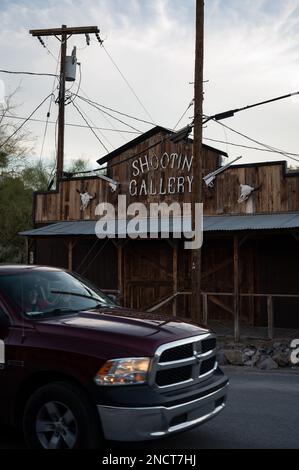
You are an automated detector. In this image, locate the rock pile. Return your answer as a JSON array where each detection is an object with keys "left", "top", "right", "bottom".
[{"left": 217, "top": 340, "right": 296, "bottom": 369}]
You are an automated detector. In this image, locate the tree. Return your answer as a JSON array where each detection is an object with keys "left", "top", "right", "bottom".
[
  {"left": 0, "top": 176, "right": 32, "bottom": 262},
  {"left": 0, "top": 88, "right": 34, "bottom": 176},
  {"left": 0, "top": 90, "right": 91, "bottom": 262}
]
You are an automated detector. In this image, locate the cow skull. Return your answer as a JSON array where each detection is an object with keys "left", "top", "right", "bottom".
[
  {"left": 76, "top": 189, "right": 96, "bottom": 211},
  {"left": 238, "top": 184, "right": 256, "bottom": 203}
]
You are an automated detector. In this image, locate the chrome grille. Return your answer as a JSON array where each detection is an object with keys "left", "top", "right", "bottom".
[
  {"left": 151, "top": 334, "right": 217, "bottom": 390},
  {"left": 156, "top": 365, "right": 193, "bottom": 387},
  {"left": 159, "top": 343, "right": 193, "bottom": 363}
]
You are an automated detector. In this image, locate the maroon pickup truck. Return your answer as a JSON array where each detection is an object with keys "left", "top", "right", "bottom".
[{"left": 0, "top": 265, "right": 228, "bottom": 449}]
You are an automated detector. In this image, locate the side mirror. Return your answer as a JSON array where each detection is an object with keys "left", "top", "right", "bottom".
[{"left": 107, "top": 294, "right": 120, "bottom": 305}]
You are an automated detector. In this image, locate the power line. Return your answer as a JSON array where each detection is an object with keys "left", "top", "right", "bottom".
[
  {"left": 101, "top": 134, "right": 171, "bottom": 170},
  {"left": 173, "top": 99, "right": 194, "bottom": 130},
  {"left": 212, "top": 118, "right": 299, "bottom": 164},
  {"left": 72, "top": 101, "right": 109, "bottom": 153},
  {"left": 80, "top": 89, "right": 128, "bottom": 143},
  {"left": 65, "top": 63, "right": 82, "bottom": 106},
  {"left": 0, "top": 93, "right": 54, "bottom": 151},
  {"left": 203, "top": 90, "right": 299, "bottom": 124},
  {"left": 77, "top": 93, "right": 156, "bottom": 127},
  {"left": 76, "top": 94, "right": 143, "bottom": 134},
  {"left": 39, "top": 52, "right": 61, "bottom": 163},
  {"left": 71, "top": 133, "right": 172, "bottom": 176},
  {"left": 101, "top": 43, "right": 155, "bottom": 123},
  {"left": 203, "top": 137, "right": 299, "bottom": 158},
  {"left": 72, "top": 100, "right": 114, "bottom": 150},
  {"left": 0, "top": 113, "right": 140, "bottom": 134},
  {"left": 0, "top": 69, "right": 58, "bottom": 78}
]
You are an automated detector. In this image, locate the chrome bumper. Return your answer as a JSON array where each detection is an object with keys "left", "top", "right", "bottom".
[{"left": 97, "top": 383, "right": 228, "bottom": 442}]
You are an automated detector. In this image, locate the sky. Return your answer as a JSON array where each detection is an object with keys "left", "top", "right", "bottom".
[{"left": 0, "top": 0, "right": 299, "bottom": 169}]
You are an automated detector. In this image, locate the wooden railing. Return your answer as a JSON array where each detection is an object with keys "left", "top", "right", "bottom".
[
  {"left": 145, "top": 290, "right": 299, "bottom": 341},
  {"left": 201, "top": 292, "right": 299, "bottom": 341}
]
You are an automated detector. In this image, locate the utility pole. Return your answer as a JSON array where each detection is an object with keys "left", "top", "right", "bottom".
[
  {"left": 191, "top": 0, "right": 204, "bottom": 323},
  {"left": 29, "top": 25, "right": 100, "bottom": 180}
]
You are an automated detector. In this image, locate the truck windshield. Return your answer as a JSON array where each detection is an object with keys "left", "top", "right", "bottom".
[{"left": 0, "top": 269, "right": 115, "bottom": 318}]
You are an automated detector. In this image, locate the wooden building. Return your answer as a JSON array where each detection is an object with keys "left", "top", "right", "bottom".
[{"left": 20, "top": 126, "right": 299, "bottom": 339}]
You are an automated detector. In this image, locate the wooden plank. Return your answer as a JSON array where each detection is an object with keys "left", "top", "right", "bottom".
[
  {"left": 173, "top": 244, "right": 178, "bottom": 317},
  {"left": 209, "top": 294, "right": 234, "bottom": 314},
  {"left": 267, "top": 295, "right": 274, "bottom": 340},
  {"left": 67, "top": 240, "right": 75, "bottom": 271},
  {"left": 202, "top": 258, "right": 233, "bottom": 279},
  {"left": 234, "top": 235, "right": 240, "bottom": 342},
  {"left": 202, "top": 293, "right": 208, "bottom": 325},
  {"left": 118, "top": 244, "right": 124, "bottom": 305}
]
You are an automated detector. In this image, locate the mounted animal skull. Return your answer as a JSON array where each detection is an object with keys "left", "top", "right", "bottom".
[
  {"left": 76, "top": 188, "right": 96, "bottom": 211},
  {"left": 238, "top": 184, "right": 262, "bottom": 204}
]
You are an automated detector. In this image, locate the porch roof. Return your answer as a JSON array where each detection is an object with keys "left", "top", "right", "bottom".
[{"left": 20, "top": 212, "right": 299, "bottom": 237}]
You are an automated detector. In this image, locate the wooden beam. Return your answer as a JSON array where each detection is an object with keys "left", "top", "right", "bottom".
[
  {"left": 202, "top": 258, "right": 233, "bottom": 280},
  {"left": 29, "top": 26, "right": 99, "bottom": 36},
  {"left": 202, "top": 293, "right": 208, "bottom": 325},
  {"left": 234, "top": 235, "right": 240, "bottom": 342},
  {"left": 209, "top": 295, "right": 234, "bottom": 315},
  {"left": 173, "top": 244, "right": 178, "bottom": 317},
  {"left": 190, "top": 0, "right": 204, "bottom": 324},
  {"left": 67, "top": 240, "right": 76, "bottom": 271},
  {"left": 56, "top": 25, "right": 67, "bottom": 181},
  {"left": 267, "top": 295, "right": 274, "bottom": 340},
  {"left": 24, "top": 238, "right": 29, "bottom": 264},
  {"left": 118, "top": 244, "right": 124, "bottom": 305},
  {"left": 137, "top": 252, "right": 173, "bottom": 280}
]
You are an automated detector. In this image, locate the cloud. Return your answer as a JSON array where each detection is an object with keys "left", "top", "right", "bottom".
[{"left": 0, "top": 0, "right": 298, "bottom": 167}]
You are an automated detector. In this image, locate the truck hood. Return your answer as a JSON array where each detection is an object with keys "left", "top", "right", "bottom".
[{"left": 34, "top": 308, "right": 210, "bottom": 358}]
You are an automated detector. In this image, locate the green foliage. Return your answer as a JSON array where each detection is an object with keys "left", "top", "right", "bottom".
[
  {"left": 22, "top": 161, "right": 53, "bottom": 192},
  {"left": 67, "top": 158, "right": 90, "bottom": 176},
  {"left": 0, "top": 91, "right": 91, "bottom": 262},
  {"left": 0, "top": 176, "right": 32, "bottom": 263}
]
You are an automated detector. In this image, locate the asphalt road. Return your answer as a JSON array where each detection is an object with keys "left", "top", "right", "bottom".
[{"left": 1, "top": 367, "right": 298, "bottom": 450}]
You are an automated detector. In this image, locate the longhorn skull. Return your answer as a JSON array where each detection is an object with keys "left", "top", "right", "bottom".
[
  {"left": 238, "top": 184, "right": 262, "bottom": 204},
  {"left": 76, "top": 188, "right": 96, "bottom": 211}
]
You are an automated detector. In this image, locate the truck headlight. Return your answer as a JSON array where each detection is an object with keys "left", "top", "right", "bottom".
[{"left": 94, "top": 357, "right": 151, "bottom": 386}]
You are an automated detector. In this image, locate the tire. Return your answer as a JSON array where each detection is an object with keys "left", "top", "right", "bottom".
[{"left": 23, "top": 381, "right": 103, "bottom": 449}]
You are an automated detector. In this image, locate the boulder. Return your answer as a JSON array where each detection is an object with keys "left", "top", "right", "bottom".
[
  {"left": 258, "top": 357, "right": 279, "bottom": 370},
  {"left": 243, "top": 348, "right": 256, "bottom": 358},
  {"left": 272, "top": 352, "right": 290, "bottom": 367},
  {"left": 223, "top": 349, "right": 244, "bottom": 366},
  {"left": 217, "top": 350, "right": 229, "bottom": 366}
]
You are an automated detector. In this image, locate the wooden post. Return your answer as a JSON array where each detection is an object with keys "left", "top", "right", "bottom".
[
  {"left": 267, "top": 295, "right": 274, "bottom": 340},
  {"left": 118, "top": 244, "right": 124, "bottom": 306},
  {"left": 191, "top": 0, "right": 204, "bottom": 323},
  {"left": 173, "top": 243, "right": 178, "bottom": 317},
  {"left": 24, "top": 238, "right": 29, "bottom": 264},
  {"left": 56, "top": 25, "right": 67, "bottom": 181},
  {"left": 29, "top": 25, "right": 100, "bottom": 181},
  {"left": 234, "top": 235, "right": 240, "bottom": 342},
  {"left": 67, "top": 241, "right": 75, "bottom": 271},
  {"left": 203, "top": 293, "right": 208, "bottom": 325}
]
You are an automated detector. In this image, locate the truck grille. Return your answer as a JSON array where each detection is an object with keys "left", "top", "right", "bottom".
[
  {"left": 159, "top": 344, "right": 193, "bottom": 363},
  {"left": 156, "top": 365, "right": 193, "bottom": 386},
  {"left": 151, "top": 334, "right": 217, "bottom": 390}
]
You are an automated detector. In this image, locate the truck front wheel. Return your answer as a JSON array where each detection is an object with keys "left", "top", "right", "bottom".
[{"left": 23, "top": 381, "right": 103, "bottom": 449}]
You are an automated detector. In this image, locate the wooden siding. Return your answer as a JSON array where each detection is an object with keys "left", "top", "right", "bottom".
[{"left": 34, "top": 135, "right": 299, "bottom": 223}]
